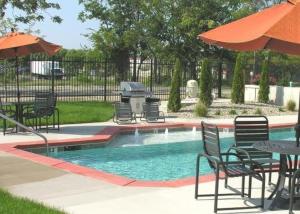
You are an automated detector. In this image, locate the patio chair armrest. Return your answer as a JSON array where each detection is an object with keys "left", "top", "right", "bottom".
[
  {"left": 197, "top": 153, "right": 220, "bottom": 166},
  {"left": 221, "top": 152, "right": 245, "bottom": 164},
  {"left": 227, "top": 146, "right": 252, "bottom": 161}
]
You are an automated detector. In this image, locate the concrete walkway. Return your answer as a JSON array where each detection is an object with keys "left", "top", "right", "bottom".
[{"left": 0, "top": 114, "right": 298, "bottom": 214}]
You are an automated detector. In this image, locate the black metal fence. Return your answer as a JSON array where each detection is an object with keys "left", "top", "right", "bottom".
[{"left": 0, "top": 55, "right": 205, "bottom": 102}]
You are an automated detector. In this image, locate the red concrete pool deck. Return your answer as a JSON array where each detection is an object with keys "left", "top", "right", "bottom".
[{"left": 0, "top": 119, "right": 297, "bottom": 188}]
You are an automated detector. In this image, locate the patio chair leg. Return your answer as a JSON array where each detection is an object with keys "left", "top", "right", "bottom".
[
  {"left": 268, "top": 164, "right": 272, "bottom": 185},
  {"left": 248, "top": 175, "right": 252, "bottom": 198},
  {"left": 241, "top": 176, "right": 245, "bottom": 197},
  {"left": 195, "top": 155, "right": 201, "bottom": 199},
  {"left": 224, "top": 176, "right": 228, "bottom": 188},
  {"left": 261, "top": 173, "right": 265, "bottom": 209},
  {"left": 214, "top": 167, "right": 220, "bottom": 213}
]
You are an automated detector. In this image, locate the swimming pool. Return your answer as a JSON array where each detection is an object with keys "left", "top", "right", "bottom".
[{"left": 26, "top": 127, "right": 296, "bottom": 181}]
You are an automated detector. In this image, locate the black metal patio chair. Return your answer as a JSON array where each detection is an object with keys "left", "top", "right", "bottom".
[
  {"left": 195, "top": 121, "right": 265, "bottom": 213},
  {"left": 141, "top": 103, "right": 165, "bottom": 123},
  {"left": 225, "top": 116, "right": 279, "bottom": 192},
  {"left": 113, "top": 102, "right": 136, "bottom": 124},
  {"left": 0, "top": 97, "right": 16, "bottom": 135},
  {"left": 23, "top": 92, "right": 59, "bottom": 132}
]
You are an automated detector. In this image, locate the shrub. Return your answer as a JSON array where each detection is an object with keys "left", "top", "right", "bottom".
[
  {"left": 287, "top": 100, "right": 296, "bottom": 111},
  {"left": 194, "top": 101, "right": 208, "bottom": 117},
  {"left": 279, "top": 107, "right": 285, "bottom": 112},
  {"left": 199, "top": 58, "right": 213, "bottom": 106},
  {"left": 215, "top": 110, "right": 221, "bottom": 115},
  {"left": 231, "top": 53, "right": 245, "bottom": 104},
  {"left": 168, "top": 58, "right": 182, "bottom": 112},
  {"left": 258, "top": 60, "right": 269, "bottom": 103},
  {"left": 229, "top": 109, "right": 237, "bottom": 115},
  {"left": 255, "top": 108, "right": 262, "bottom": 115}
]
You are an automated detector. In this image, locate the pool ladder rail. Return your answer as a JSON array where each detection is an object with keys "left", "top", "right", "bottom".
[{"left": 0, "top": 112, "right": 49, "bottom": 156}]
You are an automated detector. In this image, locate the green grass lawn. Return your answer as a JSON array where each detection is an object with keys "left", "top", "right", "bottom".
[
  {"left": 0, "top": 189, "right": 66, "bottom": 214},
  {"left": 57, "top": 101, "right": 114, "bottom": 124},
  {"left": 2, "top": 101, "right": 114, "bottom": 128}
]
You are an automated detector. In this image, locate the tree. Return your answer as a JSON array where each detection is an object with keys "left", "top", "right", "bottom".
[
  {"left": 168, "top": 58, "right": 182, "bottom": 112},
  {"left": 0, "top": 1, "right": 62, "bottom": 24},
  {"left": 79, "top": 0, "right": 148, "bottom": 82},
  {"left": 0, "top": 1, "right": 61, "bottom": 36},
  {"left": 258, "top": 59, "right": 269, "bottom": 103},
  {"left": 78, "top": 0, "right": 249, "bottom": 76},
  {"left": 199, "top": 59, "right": 213, "bottom": 106},
  {"left": 231, "top": 53, "right": 246, "bottom": 104}
]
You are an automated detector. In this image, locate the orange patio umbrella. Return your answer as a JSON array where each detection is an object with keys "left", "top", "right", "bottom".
[
  {"left": 0, "top": 30, "right": 61, "bottom": 105},
  {"left": 199, "top": 0, "right": 300, "bottom": 145},
  {"left": 199, "top": 0, "right": 300, "bottom": 55}
]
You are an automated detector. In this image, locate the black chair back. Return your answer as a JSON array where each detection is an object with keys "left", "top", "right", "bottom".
[
  {"left": 234, "top": 115, "right": 270, "bottom": 160},
  {"left": 115, "top": 102, "right": 133, "bottom": 120},
  {"left": 46, "top": 93, "right": 57, "bottom": 116},
  {"left": 34, "top": 92, "right": 52, "bottom": 117},
  {"left": 201, "top": 121, "right": 222, "bottom": 169},
  {"left": 143, "top": 103, "right": 159, "bottom": 120}
]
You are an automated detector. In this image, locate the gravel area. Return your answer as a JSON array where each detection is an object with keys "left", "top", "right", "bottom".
[{"left": 162, "top": 98, "right": 298, "bottom": 119}]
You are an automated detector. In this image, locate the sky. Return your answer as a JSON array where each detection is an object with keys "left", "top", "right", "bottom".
[{"left": 12, "top": 1, "right": 99, "bottom": 49}]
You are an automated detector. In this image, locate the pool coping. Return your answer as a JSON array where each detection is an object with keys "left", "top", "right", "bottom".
[{"left": 0, "top": 122, "right": 296, "bottom": 187}]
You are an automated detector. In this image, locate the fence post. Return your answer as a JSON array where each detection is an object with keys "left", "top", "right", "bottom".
[
  {"left": 51, "top": 56, "right": 55, "bottom": 93},
  {"left": 150, "top": 58, "right": 153, "bottom": 92},
  {"left": 104, "top": 58, "right": 108, "bottom": 101}
]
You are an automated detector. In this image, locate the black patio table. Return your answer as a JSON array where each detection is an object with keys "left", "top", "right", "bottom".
[
  {"left": 2, "top": 100, "right": 34, "bottom": 131},
  {"left": 254, "top": 140, "right": 300, "bottom": 210}
]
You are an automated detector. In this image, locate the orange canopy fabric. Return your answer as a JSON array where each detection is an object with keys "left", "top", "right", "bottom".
[
  {"left": 0, "top": 32, "right": 61, "bottom": 59},
  {"left": 199, "top": 0, "right": 300, "bottom": 55}
]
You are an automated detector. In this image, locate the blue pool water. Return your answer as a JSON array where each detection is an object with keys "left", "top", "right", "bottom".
[{"left": 36, "top": 128, "right": 296, "bottom": 181}]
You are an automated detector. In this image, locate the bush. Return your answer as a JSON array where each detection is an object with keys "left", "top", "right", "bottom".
[
  {"left": 194, "top": 101, "right": 208, "bottom": 117},
  {"left": 287, "top": 100, "right": 296, "bottom": 111},
  {"left": 255, "top": 108, "right": 262, "bottom": 115},
  {"left": 229, "top": 109, "right": 237, "bottom": 115},
  {"left": 231, "top": 53, "right": 245, "bottom": 104},
  {"left": 199, "top": 58, "right": 213, "bottom": 106},
  {"left": 258, "top": 60, "right": 269, "bottom": 103},
  {"left": 168, "top": 58, "right": 182, "bottom": 112},
  {"left": 279, "top": 107, "right": 285, "bottom": 112}
]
